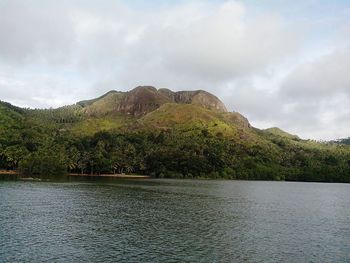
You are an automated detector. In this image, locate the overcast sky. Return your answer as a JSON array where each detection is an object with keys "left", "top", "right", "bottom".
[{"left": 0, "top": 0, "right": 350, "bottom": 140}]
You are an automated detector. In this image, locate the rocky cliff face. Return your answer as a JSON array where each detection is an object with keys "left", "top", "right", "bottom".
[
  {"left": 111, "top": 86, "right": 168, "bottom": 116},
  {"left": 80, "top": 86, "right": 228, "bottom": 117},
  {"left": 159, "top": 88, "right": 228, "bottom": 113}
]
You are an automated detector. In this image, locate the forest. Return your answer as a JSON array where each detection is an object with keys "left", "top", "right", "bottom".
[{"left": 1, "top": 99, "right": 350, "bottom": 183}]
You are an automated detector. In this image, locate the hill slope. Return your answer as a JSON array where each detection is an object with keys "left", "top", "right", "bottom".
[
  {"left": 0, "top": 101, "right": 25, "bottom": 146},
  {"left": 0, "top": 86, "right": 349, "bottom": 183}
]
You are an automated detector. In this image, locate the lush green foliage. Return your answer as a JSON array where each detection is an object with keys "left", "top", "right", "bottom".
[
  {"left": 0, "top": 101, "right": 350, "bottom": 182},
  {"left": 332, "top": 138, "right": 350, "bottom": 145}
]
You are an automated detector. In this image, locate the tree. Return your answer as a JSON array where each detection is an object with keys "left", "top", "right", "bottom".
[
  {"left": 1, "top": 145, "right": 29, "bottom": 170},
  {"left": 18, "top": 142, "right": 67, "bottom": 176}
]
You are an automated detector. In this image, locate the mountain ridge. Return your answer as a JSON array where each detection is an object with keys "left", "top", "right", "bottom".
[
  {"left": 77, "top": 86, "right": 228, "bottom": 117},
  {"left": 1, "top": 86, "right": 350, "bottom": 183}
]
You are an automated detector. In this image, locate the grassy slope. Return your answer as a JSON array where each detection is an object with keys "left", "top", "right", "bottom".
[
  {"left": 81, "top": 92, "right": 124, "bottom": 116},
  {"left": 77, "top": 90, "right": 120, "bottom": 107},
  {"left": 138, "top": 103, "right": 252, "bottom": 137},
  {"left": 69, "top": 113, "right": 134, "bottom": 136},
  {"left": 264, "top": 127, "right": 300, "bottom": 140}
]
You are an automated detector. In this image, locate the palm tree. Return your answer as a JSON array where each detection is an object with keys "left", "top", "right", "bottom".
[{"left": 125, "top": 164, "right": 134, "bottom": 174}]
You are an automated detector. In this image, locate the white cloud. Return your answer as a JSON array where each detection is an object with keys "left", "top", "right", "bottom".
[
  {"left": 0, "top": 0, "right": 76, "bottom": 64},
  {"left": 275, "top": 47, "right": 350, "bottom": 139},
  {"left": 0, "top": 0, "right": 349, "bottom": 139},
  {"left": 281, "top": 48, "right": 350, "bottom": 101}
]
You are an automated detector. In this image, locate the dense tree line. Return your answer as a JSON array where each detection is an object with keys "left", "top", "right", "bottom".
[
  {"left": 26, "top": 105, "right": 83, "bottom": 124},
  {"left": 1, "top": 123, "right": 350, "bottom": 182}
]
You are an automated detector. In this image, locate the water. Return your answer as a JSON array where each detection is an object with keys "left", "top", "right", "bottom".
[{"left": 0, "top": 179, "right": 349, "bottom": 262}]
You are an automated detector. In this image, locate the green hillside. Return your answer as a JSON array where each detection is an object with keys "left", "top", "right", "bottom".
[
  {"left": 80, "top": 91, "right": 124, "bottom": 116},
  {"left": 332, "top": 138, "right": 350, "bottom": 145},
  {"left": 0, "top": 101, "right": 25, "bottom": 130},
  {"left": 0, "top": 87, "right": 349, "bottom": 183},
  {"left": 263, "top": 127, "right": 300, "bottom": 140},
  {"left": 0, "top": 102, "right": 27, "bottom": 146}
]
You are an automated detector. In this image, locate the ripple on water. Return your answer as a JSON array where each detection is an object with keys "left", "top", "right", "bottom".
[{"left": 0, "top": 180, "right": 349, "bottom": 262}]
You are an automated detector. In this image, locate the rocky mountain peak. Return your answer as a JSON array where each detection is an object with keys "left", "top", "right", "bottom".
[{"left": 80, "top": 86, "right": 228, "bottom": 117}]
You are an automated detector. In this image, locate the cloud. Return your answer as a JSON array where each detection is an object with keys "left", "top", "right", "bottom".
[
  {"left": 273, "top": 47, "right": 350, "bottom": 139},
  {"left": 0, "top": 0, "right": 301, "bottom": 80},
  {"left": 221, "top": 46, "right": 350, "bottom": 140},
  {"left": 0, "top": 0, "right": 349, "bottom": 139},
  {"left": 0, "top": 0, "right": 77, "bottom": 64},
  {"left": 0, "top": 2, "right": 292, "bottom": 89},
  {"left": 0, "top": 67, "right": 87, "bottom": 108},
  {"left": 151, "top": 2, "right": 294, "bottom": 78},
  {"left": 281, "top": 48, "right": 350, "bottom": 101},
  {"left": 89, "top": 1, "right": 301, "bottom": 87}
]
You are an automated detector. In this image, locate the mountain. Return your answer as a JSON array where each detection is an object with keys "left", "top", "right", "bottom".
[
  {"left": 0, "top": 86, "right": 350, "bottom": 183},
  {"left": 75, "top": 87, "right": 253, "bottom": 139},
  {"left": 78, "top": 86, "right": 228, "bottom": 117}
]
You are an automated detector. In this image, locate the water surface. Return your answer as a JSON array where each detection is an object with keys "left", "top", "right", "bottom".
[{"left": 0, "top": 179, "right": 349, "bottom": 262}]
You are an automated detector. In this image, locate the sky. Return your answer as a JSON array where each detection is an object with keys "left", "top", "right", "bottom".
[{"left": 0, "top": 0, "right": 350, "bottom": 140}]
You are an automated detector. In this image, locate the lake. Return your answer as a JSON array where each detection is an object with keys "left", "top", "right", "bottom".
[{"left": 0, "top": 179, "right": 349, "bottom": 262}]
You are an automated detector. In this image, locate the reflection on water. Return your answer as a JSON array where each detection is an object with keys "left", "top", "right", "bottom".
[{"left": 0, "top": 179, "right": 349, "bottom": 262}]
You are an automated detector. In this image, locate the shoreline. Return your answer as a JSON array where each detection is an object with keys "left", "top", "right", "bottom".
[
  {"left": 0, "top": 170, "right": 150, "bottom": 180},
  {"left": 1, "top": 171, "right": 348, "bottom": 183},
  {"left": 68, "top": 173, "right": 151, "bottom": 179},
  {"left": 0, "top": 170, "right": 19, "bottom": 175}
]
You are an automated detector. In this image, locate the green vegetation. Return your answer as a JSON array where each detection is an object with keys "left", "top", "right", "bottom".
[
  {"left": 0, "top": 93, "right": 350, "bottom": 183},
  {"left": 332, "top": 138, "right": 350, "bottom": 145}
]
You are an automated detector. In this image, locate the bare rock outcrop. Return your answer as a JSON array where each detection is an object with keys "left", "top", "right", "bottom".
[{"left": 80, "top": 86, "right": 228, "bottom": 117}]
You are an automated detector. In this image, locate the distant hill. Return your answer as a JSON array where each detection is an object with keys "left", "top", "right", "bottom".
[
  {"left": 331, "top": 138, "right": 350, "bottom": 145},
  {"left": 263, "top": 127, "right": 300, "bottom": 140},
  {"left": 0, "top": 86, "right": 349, "bottom": 183}
]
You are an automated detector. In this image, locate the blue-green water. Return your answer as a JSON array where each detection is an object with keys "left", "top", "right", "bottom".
[{"left": 0, "top": 179, "right": 349, "bottom": 262}]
